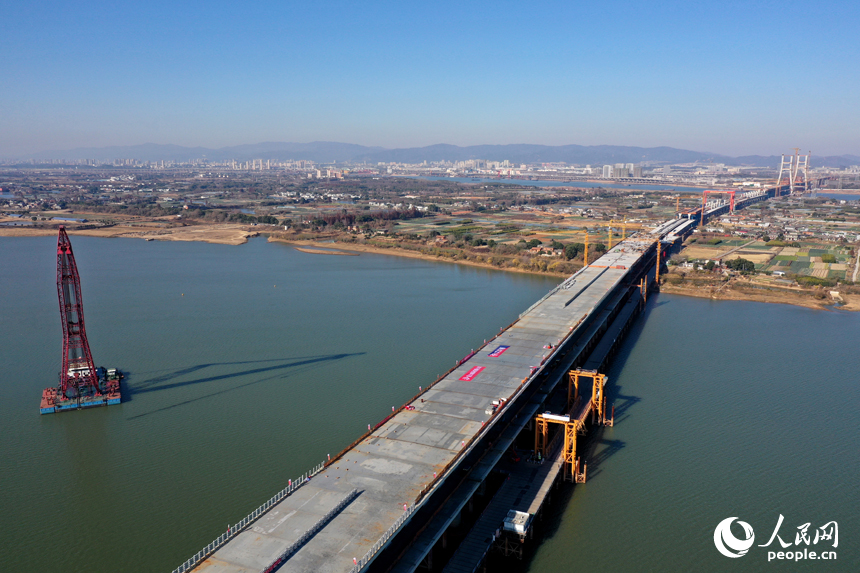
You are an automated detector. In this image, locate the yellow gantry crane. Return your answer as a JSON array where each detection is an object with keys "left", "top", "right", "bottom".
[
  {"left": 533, "top": 369, "right": 613, "bottom": 483},
  {"left": 534, "top": 413, "right": 586, "bottom": 483},
  {"left": 567, "top": 369, "right": 612, "bottom": 426}
]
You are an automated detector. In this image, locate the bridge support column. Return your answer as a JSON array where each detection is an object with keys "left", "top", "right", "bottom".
[
  {"left": 562, "top": 421, "right": 578, "bottom": 482},
  {"left": 567, "top": 370, "right": 581, "bottom": 411},
  {"left": 534, "top": 416, "right": 548, "bottom": 459},
  {"left": 591, "top": 373, "right": 607, "bottom": 426}
]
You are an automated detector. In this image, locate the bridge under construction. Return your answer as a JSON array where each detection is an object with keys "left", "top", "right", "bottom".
[{"left": 170, "top": 184, "right": 789, "bottom": 573}]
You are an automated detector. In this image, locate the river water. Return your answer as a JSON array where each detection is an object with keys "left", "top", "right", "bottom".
[
  {"left": 408, "top": 176, "right": 706, "bottom": 192},
  {"left": 0, "top": 237, "right": 857, "bottom": 571},
  {"left": 522, "top": 296, "right": 859, "bottom": 572}
]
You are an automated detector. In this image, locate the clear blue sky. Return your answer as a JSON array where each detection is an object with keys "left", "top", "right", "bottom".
[{"left": 1, "top": 0, "right": 858, "bottom": 157}]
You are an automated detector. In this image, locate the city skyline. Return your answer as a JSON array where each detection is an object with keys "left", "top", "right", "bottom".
[
  {"left": 2, "top": 0, "right": 859, "bottom": 157},
  {"left": 8, "top": 140, "right": 860, "bottom": 168}
]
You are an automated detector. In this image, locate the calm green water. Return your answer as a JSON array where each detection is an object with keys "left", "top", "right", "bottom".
[
  {"left": 0, "top": 236, "right": 558, "bottom": 572},
  {"left": 1, "top": 237, "right": 857, "bottom": 572},
  {"left": 523, "top": 296, "right": 860, "bottom": 572}
]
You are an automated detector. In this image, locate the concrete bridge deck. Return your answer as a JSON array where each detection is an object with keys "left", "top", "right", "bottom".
[{"left": 181, "top": 240, "right": 655, "bottom": 573}]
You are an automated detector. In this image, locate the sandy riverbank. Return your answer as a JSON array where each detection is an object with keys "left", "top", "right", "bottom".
[
  {"left": 0, "top": 223, "right": 255, "bottom": 245},
  {"left": 269, "top": 237, "right": 572, "bottom": 278},
  {"left": 293, "top": 246, "right": 359, "bottom": 256},
  {"left": 660, "top": 282, "right": 860, "bottom": 312}
]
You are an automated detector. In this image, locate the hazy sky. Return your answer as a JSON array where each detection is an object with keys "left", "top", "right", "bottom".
[{"left": 2, "top": 0, "right": 858, "bottom": 157}]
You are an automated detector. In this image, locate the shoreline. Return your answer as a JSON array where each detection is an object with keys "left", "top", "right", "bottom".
[
  {"left": 659, "top": 283, "right": 859, "bottom": 312},
  {"left": 0, "top": 223, "right": 255, "bottom": 245},
  {"left": 3, "top": 224, "right": 853, "bottom": 312},
  {"left": 293, "top": 246, "right": 359, "bottom": 256},
  {"left": 273, "top": 239, "right": 859, "bottom": 312},
  {"left": 268, "top": 237, "right": 570, "bottom": 278}
]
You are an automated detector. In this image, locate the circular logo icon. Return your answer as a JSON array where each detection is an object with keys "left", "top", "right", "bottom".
[{"left": 714, "top": 517, "right": 755, "bottom": 558}]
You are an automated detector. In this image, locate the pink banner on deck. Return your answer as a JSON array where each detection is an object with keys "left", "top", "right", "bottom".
[
  {"left": 488, "top": 345, "right": 510, "bottom": 358},
  {"left": 459, "top": 366, "right": 485, "bottom": 381}
]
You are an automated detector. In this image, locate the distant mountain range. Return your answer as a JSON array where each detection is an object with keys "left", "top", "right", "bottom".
[{"left": 11, "top": 142, "right": 860, "bottom": 168}]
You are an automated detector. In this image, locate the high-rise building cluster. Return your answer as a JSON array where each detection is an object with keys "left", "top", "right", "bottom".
[{"left": 602, "top": 163, "right": 643, "bottom": 179}]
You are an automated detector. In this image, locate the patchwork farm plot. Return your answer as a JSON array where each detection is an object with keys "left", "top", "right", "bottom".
[
  {"left": 679, "top": 238, "right": 854, "bottom": 282},
  {"left": 761, "top": 245, "right": 853, "bottom": 280}
]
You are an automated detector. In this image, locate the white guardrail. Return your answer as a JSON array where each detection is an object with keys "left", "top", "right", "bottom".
[
  {"left": 171, "top": 461, "right": 326, "bottom": 573},
  {"left": 348, "top": 503, "right": 417, "bottom": 573},
  {"left": 260, "top": 489, "right": 360, "bottom": 573}
]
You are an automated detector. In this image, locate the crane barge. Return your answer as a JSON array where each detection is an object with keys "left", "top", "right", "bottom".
[{"left": 40, "top": 227, "right": 122, "bottom": 414}]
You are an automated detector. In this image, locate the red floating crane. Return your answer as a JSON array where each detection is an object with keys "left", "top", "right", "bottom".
[
  {"left": 57, "top": 226, "right": 100, "bottom": 397},
  {"left": 41, "top": 227, "right": 122, "bottom": 414}
]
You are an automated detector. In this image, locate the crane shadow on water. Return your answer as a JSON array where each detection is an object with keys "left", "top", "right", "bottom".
[
  {"left": 581, "top": 432, "right": 627, "bottom": 481},
  {"left": 607, "top": 389, "right": 641, "bottom": 427},
  {"left": 124, "top": 353, "right": 364, "bottom": 420}
]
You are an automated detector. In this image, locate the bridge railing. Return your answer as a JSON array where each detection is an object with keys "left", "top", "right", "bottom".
[
  {"left": 345, "top": 312, "right": 588, "bottom": 573},
  {"left": 170, "top": 460, "right": 327, "bottom": 573},
  {"left": 260, "top": 489, "right": 360, "bottom": 573},
  {"left": 348, "top": 503, "right": 417, "bottom": 573}
]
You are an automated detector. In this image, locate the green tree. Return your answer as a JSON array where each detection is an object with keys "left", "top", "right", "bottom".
[
  {"left": 705, "top": 260, "right": 716, "bottom": 271},
  {"left": 526, "top": 239, "right": 542, "bottom": 249},
  {"left": 564, "top": 244, "right": 579, "bottom": 260},
  {"left": 725, "top": 257, "right": 755, "bottom": 272}
]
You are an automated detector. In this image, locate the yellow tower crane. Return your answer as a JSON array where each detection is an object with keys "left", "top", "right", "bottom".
[{"left": 584, "top": 229, "right": 589, "bottom": 265}]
